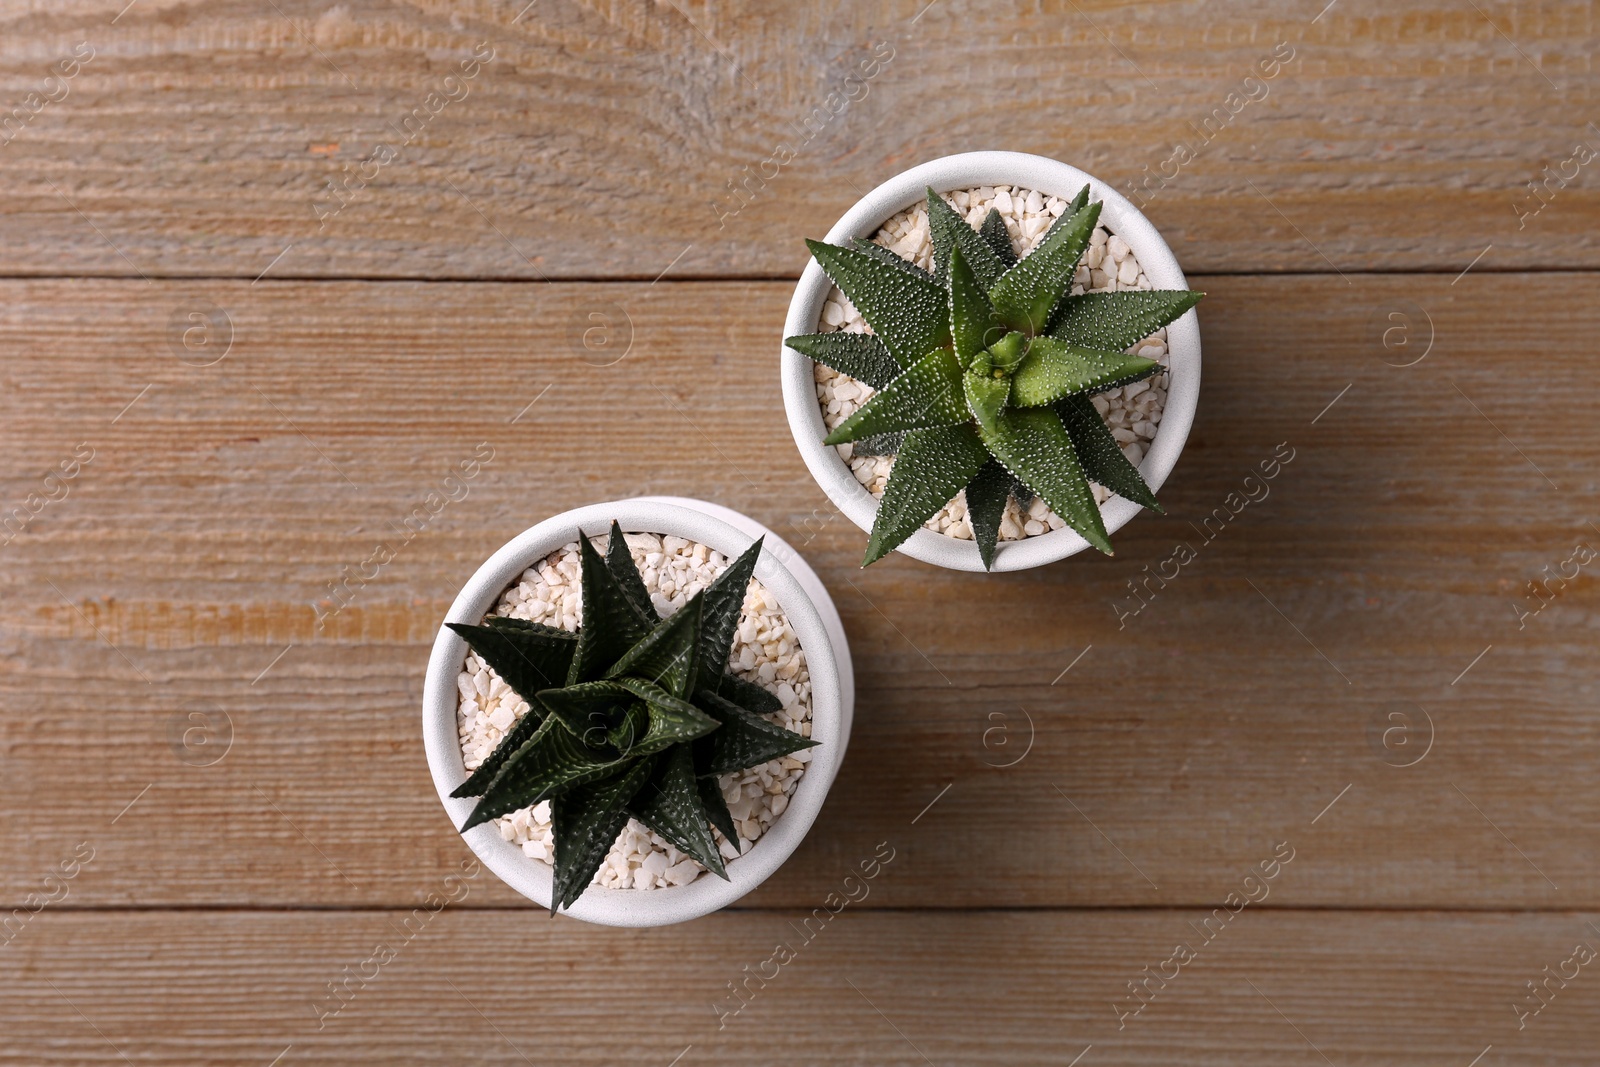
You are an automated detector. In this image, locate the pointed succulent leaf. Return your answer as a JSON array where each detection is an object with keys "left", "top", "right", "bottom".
[
  {"left": 850, "top": 237, "right": 934, "bottom": 282},
  {"left": 698, "top": 537, "right": 763, "bottom": 689},
  {"left": 863, "top": 422, "right": 990, "bottom": 566},
  {"left": 550, "top": 756, "right": 657, "bottom": 910},
  {"left": 853, "top": 431, "right": 904, "bottom": 457},
  {"left": 784, "top": 332, "right": 902, "bottom": 390},
  {"left": 717, "top": 673, "right": 783, "bottom": 715},
  {"left": 977, "top": 407, "right": 1112, "bottom": 555},
  {"left": 604, "top": 521, "right": 658, "bottom": 625},
  {"left": 927, "top": 187, "right": 1006, "bottom": 289},
  {"left": 963, "top": 371, "right": 1010, "bottom": 436},
  {"left": 1064, "top": 183, "right": 1090, "bottom": 216},
  {"left": 978, "top": 208, "right": 1017, "bottom": 269},
  {"left": 483, "top": 616, "right": 578, "bottom": 641},
  {"left": 447, "top": 622, "right": 576, "bottom": 708},
  {"left": 1086, "top": 362, "right": 1162, "bottom": 397},
  {"left": 963, "top": 459, "right": 1013, "bottom": 571},
  {"left": 988, "top": 200, "right": 1101, "bottom": 334},
  {"left": 1056, "top": 395, "right": 1162, "bottom": 512},
  {"left": 947, "top": 244, "right": 1004, "bottom": 369},
  {"left": 567, "top": 534, "right": 650, "bottom": 684},
  {"left": 696, "top": 771, "right": 741, "bottom": 848},
  {"left": 460, "top": 717, "right": 619, "bottom": 830},
  {"left": 449, "top": 705, "right": 545, "bottom": 799},
  {"left": 695, "top": 689, "right": 818, "bottom": 775},
  {"left": 536, "top": 680, "right": 635, "bottom": 744},
  {"left": 822, "top": 347, "right": 968, "bottom": 445},
  {"left": 603, "top": 595, "right": 702, "bottom": 698},
  {"left": 804, "top": 239, "right": 950, "bottom": 366},
  {"left": 609, "top": 677, "right": 720, "bottom": 757},
  {"left": 1009, "top": 336, "right": 1159, "bottom": 409},
  {"left": 1049, "top": 289, "right": 1204, "bottom": 351},
  {"left": 630, "top": 745, "right": 728, "bottom": 879}
]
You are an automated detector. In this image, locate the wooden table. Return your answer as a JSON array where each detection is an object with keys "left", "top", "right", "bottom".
[{"left": 3, "top": 2, "right": 1597, "bottom": 1063}]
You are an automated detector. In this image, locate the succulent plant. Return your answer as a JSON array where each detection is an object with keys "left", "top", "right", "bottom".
[
  {"left": 787, "top": 186, "right": 1203, "bottom": 568},
  {"left": 448, "top": 523, "right": 816, "bottom": 913}
]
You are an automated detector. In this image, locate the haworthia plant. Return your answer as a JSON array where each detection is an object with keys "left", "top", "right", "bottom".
[
  {"left": 787, "top": 187, "right": 1203, "bottom": 569},
  {"left": 448, "top": 522, "right": 816, "bottom": 913}
]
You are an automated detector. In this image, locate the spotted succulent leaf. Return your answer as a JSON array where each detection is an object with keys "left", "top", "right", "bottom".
[
  {"left": 718, "top": 673, "right": 783, "bottom": 715},
  {"left": 988, "top": 200, "right": 1101, "bottom": 334},
  {"left": 851, "top": 237, "right": 934, "bottom": 282},
  {"left": 1010, "top": 336, "right": 1158, "bottom": 409},
  {"left": 1056, "top": 395, "right": 1162, "bottom": 512},
  {"left": 785, "top": 331, "right": 902, "bottom": 390},
  {"left": 963, "top": 459, "right": 1013, "bottom": 570},
  {"left": 1049, "top": 289, "right": 1203, "bottom": 351},
  {"left": 822, "top": 347, "right": 968, "bottom": 445},
  {"left": 963, "top": 371, "right": 1010, "bottom": 436},
  {"left": 853, "top": 431, "right": 905, "bottom": 457},
  {"left": 551, "top": 756, "right": 658, "bottom": 910},
  {"left": 695, "top": 771, "right": 740, "bottom": 846},
  {"left": 864, "top": 422, "right": 990, "bottom": 566},
  {"left": 977, "top": 407, "right": 1111, "bottom": 554},
  {"left": 603, "top": 595, "right": 702, "bottom": 698},
  {"left": 947, "top": 244, "right": 1002, "bottom": 369},
  {"left": 568, "top": 534, "right": 650, "bottom": 683},
  {"left": 695, "top": 689, "right": 818, "bottom": 775},
  {"left": 804, "top": 238, "right": 950, "bottom": 366},
  {"left": 447, "top": 622, "right": 575, "bottom": 712},
  {"left": 978, "top": 209, "right": 1017, "bottom": 269},
  {"left": 698, "top": 537, "right": 764, "bottom": 696},
  {"left": 928, "top": 187, "right": 1006, "bottom": 289},
  {"left": 604, "top": 521, "right": 658, "bottom": 625},
  {"left": 1085, "top": 363, "right": 1163, "bottom": 397},
  {"left": 630, "top": 745, "right": 728, "bottom": 879},
  {"left": 483, "top": 616, "right": 578, "bottom": 640},
  {"left": 461, "top": 716, "right": 621, "bottom": 830},
  {"left": 449, "top": 705, "right": 544, "bottom": 799}
]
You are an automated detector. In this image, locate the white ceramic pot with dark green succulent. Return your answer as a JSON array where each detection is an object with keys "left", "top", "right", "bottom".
[
  {"left": 422, "top": 497, "right": 853, "bottom": 927},
  {"left": 780, "top": 150, "right": 1203, "bottom": 572}
]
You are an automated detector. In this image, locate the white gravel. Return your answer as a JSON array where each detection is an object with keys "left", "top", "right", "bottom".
[
  {"left": 814, "top": 184, "right": 1171, "bottom": 542},
  {"left": 455, "top": 531, "right": 812, "bottom": 891}
]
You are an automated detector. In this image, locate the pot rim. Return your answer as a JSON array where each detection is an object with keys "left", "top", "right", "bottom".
[
  {"left": 779, "top": 149, "right": 1202, "bottom": 572},
  {"left": 421, "top": 496, "right": 853, "bottom": 927}
]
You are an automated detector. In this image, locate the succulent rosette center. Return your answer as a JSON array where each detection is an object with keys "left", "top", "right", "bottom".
[
  {"left": 786, "top": 185, "right": 1204, "bottom": 568},
  {"left": 448, "top": 522, "right": 816, "bottom": 913}
]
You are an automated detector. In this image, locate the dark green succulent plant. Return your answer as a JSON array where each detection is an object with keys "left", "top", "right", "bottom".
[
  {"left": 448, "top": 522, "right": 816, "bottom": 913},
  {"left": 787, "top": 186, "right": 1203, "bottom": 569}
]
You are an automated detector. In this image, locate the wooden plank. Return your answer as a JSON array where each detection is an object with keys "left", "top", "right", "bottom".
[
  {"left": 0, "top": 2, "right": 1596, "bottom": 278},
  {"left": 2, "top": 274, "right": 1599, "bottom": 909},
  {"left": 2, "top": 910, "right": 1596, "bottom": 1064}
]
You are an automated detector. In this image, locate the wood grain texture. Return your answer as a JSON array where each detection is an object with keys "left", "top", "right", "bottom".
[
  {"left": 3, "top": 910, "right": 1597, "bottom": 1065},
  {"left": 0, "top": 1, "right": 1595, "bottom": 278},
  {"left": 3, "top": 273, "right": 1597, "bottom": 909}
]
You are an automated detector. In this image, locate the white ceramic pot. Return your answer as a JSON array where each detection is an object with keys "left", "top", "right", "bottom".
[
  {"left": 780, "top": 150, "right": 1202, "bottom": 572},
  {"left": 421, "top": 496, "right": 854, "bottom": 927}
]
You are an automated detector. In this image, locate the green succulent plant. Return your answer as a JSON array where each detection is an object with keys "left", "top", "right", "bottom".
[
  {"left": 448, "top": 522, "right": 816, "bottom": 913},
  {"left": 787, "top": 186, "right": 1203, "bottom": 568}
]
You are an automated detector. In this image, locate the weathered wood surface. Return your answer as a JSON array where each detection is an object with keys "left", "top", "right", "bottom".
[
  {"left": 0, "top": 1, "right": 1595, "bottom": 278},
  {"left": 3, "top": 274, "right": 1597, "bottom": 911},
  {"left": 3, "top": 910, "right": 1595, "bottom": 1065},
  {"left": 5, "top": 4, "right": 1600, "bottom": 1061}
]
